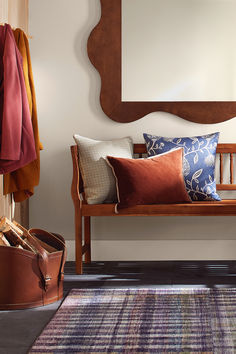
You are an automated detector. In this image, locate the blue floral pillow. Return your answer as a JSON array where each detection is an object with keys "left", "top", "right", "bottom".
[{"left": 143, "top": 132, "right": 221, "bottom": 201}]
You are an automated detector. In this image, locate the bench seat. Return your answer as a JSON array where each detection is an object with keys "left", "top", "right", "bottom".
[{"left": 82, "top": 200, "right": 236, "bottom": 216}]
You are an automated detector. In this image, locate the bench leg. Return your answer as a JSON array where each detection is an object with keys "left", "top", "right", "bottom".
[
  {"left": 84, "top": 216, "right": 91, "bottom": 263},
  {"left": 75, "top": 208, "right": 83, "bottom": 274}
]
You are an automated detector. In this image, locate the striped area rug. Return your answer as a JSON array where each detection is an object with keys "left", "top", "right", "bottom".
[{"left": 29, "top": 288, "right": 236, "bottom": 353}]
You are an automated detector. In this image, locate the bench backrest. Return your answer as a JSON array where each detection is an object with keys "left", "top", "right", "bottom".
[
  {"left": 71, "top": 143, "right": 236, "bottom": 196},
  {"left": 133, "top": 143, "right": 236, "bottom": 191}
]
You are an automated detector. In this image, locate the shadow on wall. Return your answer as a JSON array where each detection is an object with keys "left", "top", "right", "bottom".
[
  {"left": 74, "top": 0, "right": 107, "bottom": 122},
  {"left": 30, "top": 147, "right": 74, "bottom": 235},
  {"left": 92, "top": 215, "right": 236, "bottom": 241}
]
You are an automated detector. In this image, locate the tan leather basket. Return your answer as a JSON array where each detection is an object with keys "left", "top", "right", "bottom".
[{"left": 0, "top": 228, "right": 66, "bottom": 310}]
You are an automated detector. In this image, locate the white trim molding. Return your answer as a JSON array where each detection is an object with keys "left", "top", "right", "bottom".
[{"left": 65, "top": 240, "right": 236, "bottom": 262}]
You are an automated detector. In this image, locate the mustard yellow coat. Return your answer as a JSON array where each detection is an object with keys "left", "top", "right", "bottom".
[{"left": 4, "top": 28, "right": 43, "bottom": 202}]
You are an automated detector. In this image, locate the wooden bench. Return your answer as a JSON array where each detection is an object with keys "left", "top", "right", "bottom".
[{"left": 71, "top": 143, "right": 236, "bottom": 274}]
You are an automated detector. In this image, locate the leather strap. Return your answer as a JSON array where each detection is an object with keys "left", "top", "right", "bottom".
[
  {"left": 25, "top": 230, "right": 50, "bottom": 292},
  {"left": 50, "top": 232, "right": 67, "bottom": 283},
  {"left": 50, "top": 232, "right": 67, "bottom": 300}
]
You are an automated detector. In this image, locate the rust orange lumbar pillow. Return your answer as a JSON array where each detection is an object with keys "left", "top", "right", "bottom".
[{"left": 106, "top": 148, "right": 191, "bottom": 211}]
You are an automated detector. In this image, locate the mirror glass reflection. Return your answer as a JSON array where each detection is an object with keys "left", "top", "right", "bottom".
[{"left": 122, "top": 0, "right": 236, "bottom": 101}]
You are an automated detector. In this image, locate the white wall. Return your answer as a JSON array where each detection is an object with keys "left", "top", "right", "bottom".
[{"left": 29, "top": 0, "right": 236, "bottom": 261}]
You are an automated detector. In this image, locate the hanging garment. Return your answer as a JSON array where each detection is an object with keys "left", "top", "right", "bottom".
[
  {"left": 0, "top": 24, "right": 36, "bottom": 174},
  {"left": 3, "top": 28, "right": 43, "bottom": 202}
]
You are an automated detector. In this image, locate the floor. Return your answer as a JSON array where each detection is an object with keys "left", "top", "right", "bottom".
[{"left": 1, "top": 260, "right": 236, "bottom": 354}]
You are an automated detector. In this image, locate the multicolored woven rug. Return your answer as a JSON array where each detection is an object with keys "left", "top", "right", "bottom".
[{"left": 29, "top": 288, "right": 236, "bottom": 353}]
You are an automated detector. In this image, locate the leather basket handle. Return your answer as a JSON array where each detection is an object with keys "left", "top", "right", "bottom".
[{"left": 29, "top": 229, "right": 67, "bottom": 285}]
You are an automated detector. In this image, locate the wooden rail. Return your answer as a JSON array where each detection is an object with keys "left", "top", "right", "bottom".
[{"left": 133, "top": 144, "right": 236, "bottom": 191}]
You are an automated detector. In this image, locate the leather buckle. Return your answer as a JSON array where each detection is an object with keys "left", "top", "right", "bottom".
[
  {"left": 59, "top": 272, "right": 64, "bottom": 281},
  {"left": 44, "top": 275, "right": 51, "bottom": 291}
]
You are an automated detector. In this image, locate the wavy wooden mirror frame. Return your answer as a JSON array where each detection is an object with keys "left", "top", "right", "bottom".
[{"left": 87, "top": 0, "right": 236, "bottom": 124}]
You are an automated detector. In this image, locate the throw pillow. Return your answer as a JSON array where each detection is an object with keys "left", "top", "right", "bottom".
[
  {"left": 143, "top": 132, "right": 220, "bottom": 201},
  {"left": 73, "top": 135, "right": 133, "bottom": 204},
  {"left": 106, "top": 148, "right": 191, "bottom": 211}
]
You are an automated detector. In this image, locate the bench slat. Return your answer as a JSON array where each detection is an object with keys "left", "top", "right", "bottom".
[
  {"left": 217, "top": 184, "right": 236, "bottom": 190},
  {"left": 220, "top": 153, "right": 223, "bottom": 184},
  {"left": 133, "top": 143, "right": 236, "bottom": 154},
  {"left": 230, "top": 153, "right": 234, "bottom": 184},
  {"left": 82, "top": 200, "right": 236, "bottom": 217}
]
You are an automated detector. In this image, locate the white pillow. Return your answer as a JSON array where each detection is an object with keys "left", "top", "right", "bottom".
[{"left": 73, "top": 135, "right": 133, "bottom": 204}]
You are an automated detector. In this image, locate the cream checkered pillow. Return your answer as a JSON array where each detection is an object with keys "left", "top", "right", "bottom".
[{"left": 73, "top": 135, "right": 133, "bottom": 204}]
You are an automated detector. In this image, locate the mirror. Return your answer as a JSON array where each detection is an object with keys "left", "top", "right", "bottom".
[
  {"left": 87, "top": 0, "right": 236, "bottom": 124},
  {"left": 122, "top": 0, "right": 236, "bottom": 102}
]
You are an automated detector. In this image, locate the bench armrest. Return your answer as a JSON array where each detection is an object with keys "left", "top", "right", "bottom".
[{"left": 70, "top": 145, "right": 82, "bottom": 205}]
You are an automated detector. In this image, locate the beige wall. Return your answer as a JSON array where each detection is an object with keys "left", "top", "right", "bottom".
[
  {"left": 29, "top": 0, "right": 236, "bottom": 261},
  {"left": 8, "top": 0, "right": 28, "bottom": 33},
  {"left": 0, "top": 0, "right": 28, "bottom": 33}
]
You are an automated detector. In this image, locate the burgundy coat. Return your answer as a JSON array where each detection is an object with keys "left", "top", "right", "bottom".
[{"left": 0, "top": 24, "right": 36, "bottom": 174}]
